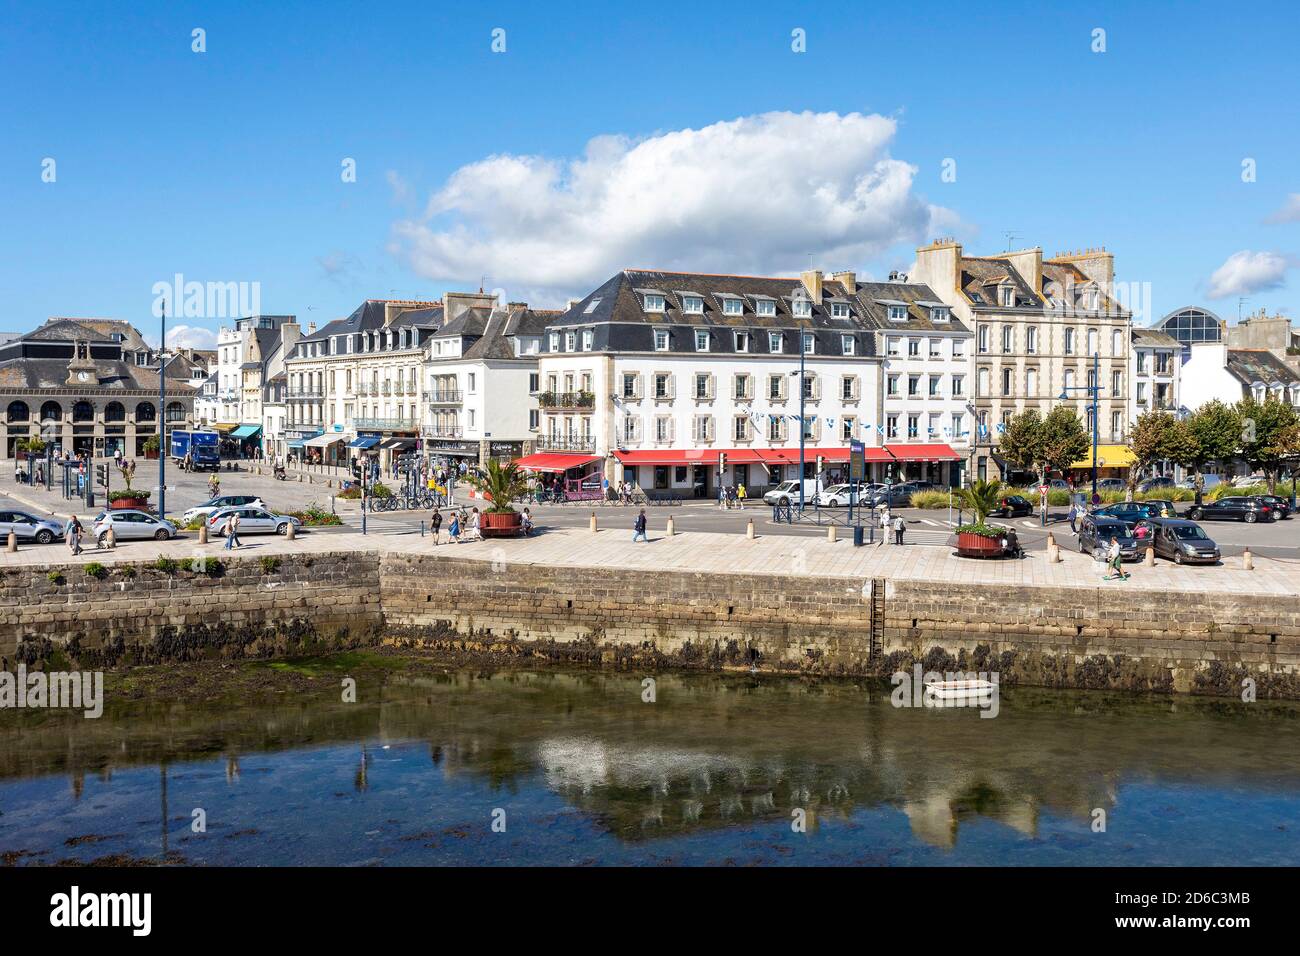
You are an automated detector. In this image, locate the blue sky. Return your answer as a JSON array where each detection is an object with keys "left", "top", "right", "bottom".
[{"left": 2, "top": 0, "right": 1297, "bottom": 346}]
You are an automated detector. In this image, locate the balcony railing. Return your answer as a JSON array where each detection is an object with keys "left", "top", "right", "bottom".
[
  {"left": 286, "top": 389, "right": 323, "bottom": 399},
  {"left": 354, "top": 416, "right": 419, "bottom": 431},
  {"left": 425, "top": 426, "right": 463, "bottom": 438},
  {"left": 427, "top": 390, "right": 462, "bottom": 404},
  {"left": 538, "top": 390, "right": 595, "bottom": 410},
  {"left": 537, "top": 435, "right": 596, "bottom": 452}
]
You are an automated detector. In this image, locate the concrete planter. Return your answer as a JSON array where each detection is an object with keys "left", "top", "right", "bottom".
[{"left": 480, "top": 510, "right": 523, "bottom": 537}]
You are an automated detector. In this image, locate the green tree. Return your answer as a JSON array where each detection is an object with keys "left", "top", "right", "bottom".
[
  {"left": 956, "top": 478, "right": 1004, "bottom": 524},
  {"left": 997, "top": 409, "right": 1044, "bottom": 478},
  {"left": 1181, "top": 400, "right": 1240, "bottom": 504},
  {"left": 1038, "top": 406, "right": 1091, "bottom": 480},
  {"left": 464, "top": 459, "right": 531, "bottom": 514},
  {"left": 1235, "top": 396, "right": 1300, "bottom": 494},
  {"left": 1125, "top": 411, "right": 1178, "bottom": 498}
]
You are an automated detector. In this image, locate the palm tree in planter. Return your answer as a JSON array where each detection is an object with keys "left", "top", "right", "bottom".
[
  {"left": 464, "top": 459, "right": 533, "bottom": 536},
  {"left": 953, "top": 478, "right": 1011, "bottom": 558}
]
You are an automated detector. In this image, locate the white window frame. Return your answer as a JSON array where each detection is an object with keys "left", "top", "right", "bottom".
[
  {"left": 653, "top": 329, "right": 670, "bottom": 351},
  {"left": 644, "top": 293, "right": 666, "bottom": 313}
]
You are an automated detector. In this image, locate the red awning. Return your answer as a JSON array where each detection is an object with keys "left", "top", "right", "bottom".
[
  {"left": 514, "top": 453, "right": 602, "bottom": 473},
  {"left": 613, "top": 443, "right": 960, "bottom": 467}
]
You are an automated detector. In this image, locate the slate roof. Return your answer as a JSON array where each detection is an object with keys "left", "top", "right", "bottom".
[
  {"left": 19, "top": 319, "right": 116, "bottom": 343},
  {"left": 854, "top": 282, "right": 971, "bottom": 334},
  {"left": 0, "top": 357, "right": 197, "bottom": 393},
  {"left": 461, "top": 306, "right": 561, "bottom": 361},
  {"left": 298, "top": 300, "right": 444, "bottom": 348},
  {"left": 1132, "top": 328, "right": 1181, "bottom": 348},
  {"left": 544, "top": 270, "right": 887, "bottom": 357},
  {"left": 1226, "top": 349, "right": 1300, "bottom": 388},
  {"left": 1040, "top": 261, "right": 1125, "bottom": 314},
  {"left": 958, "top": 259, "right": 1043, "bottom": 308}
]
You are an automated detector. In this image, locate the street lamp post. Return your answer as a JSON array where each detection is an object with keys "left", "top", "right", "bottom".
[
  {"left": 158, "top": 303, "right": 170, "bottom": 519},
  {"left": 798, "top": 322, "right": 807, "bottom": 511},
  {"left": 1059, "top": 351, "right": 1103, "bottom": 509}
]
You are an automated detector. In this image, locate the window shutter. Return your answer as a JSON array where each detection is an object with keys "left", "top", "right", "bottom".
[
  {"left": 708, "top": 373, "right": 716, "bottom": 399},
  {"left": 666, "top": 374, "right": 675, "bottom": 399}
]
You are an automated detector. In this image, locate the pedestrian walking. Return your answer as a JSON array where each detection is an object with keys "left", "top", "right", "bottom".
[
  {"left": 448, "top": 510, "right": 461, "bottom": 544},
  {"left": 224, "top": 511, "right": 242, "bottom": 550},
  {"left": 1106, "top": 536, "right": 1129, "bottom": 581},
  {"left": 1068, "top": 502, "right": 1079, "bottom": 533},
  {"left": 632, "top": 508, "right": 648, "bottom": 542},
  {"left": 893, "top": 514, "right": 905, "bottom": 545},
  {"left": 737, "top": 482, "right": 747, "bottom": 510},
  {"left": 718, "top": 483, "right": 727, "bottom": 511},
  {"left": 430, "top": 507, "right": 442, "bottom": 545},
  {"left": 65, "top": 515, "right": 83, "bottom": 556},
  {"left": 468, "top": 507, "right": 481, "bottom": 541},
  {"left": 521, "top": 508, "right": 534, "bottom": 535}
]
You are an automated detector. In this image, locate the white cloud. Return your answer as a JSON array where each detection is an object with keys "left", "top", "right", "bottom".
[
  {"left": 165, "top": 324, "right": 218, "bottom": 349},
  {"left": 1206, "top": 250, "right": 1291, "bottom": 299},
  {"left": 1265, "top": 193, "right": 1300, "bottom": 224},
  {"left": 389, "top": 111, "right": 955, "bottom": 304}
]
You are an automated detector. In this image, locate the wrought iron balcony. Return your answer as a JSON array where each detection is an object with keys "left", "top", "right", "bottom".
[
  {"left": 425, "top": 425, "right": 463, "bottom": 438},
  {"left": 537, "top": 435, "right": 596, "bottom": 452},
  {"left": 538, "top": 390, "right": 595, "bottom": 410},
  {"left": 354, "top": 416, "right": 419, "bottom": 431},
  {"left": 286, "top": 389, "right": 323, "bottom": 399},
  {"left": 426, "top": 390, "right": 463, "bottom": 404}
]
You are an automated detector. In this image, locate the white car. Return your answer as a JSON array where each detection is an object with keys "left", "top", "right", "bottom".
[
  {"left": 1176, "top": 474, "right": 1225, "bottom": 492},
  {"left": 207, "top": 507, "right": 301, "bottom": 536},
  {"left": 92, "top": 510, "right": 178, "bottom": 543},
  {"left": 0, "top": 510, "right": 66, "bottom": 544},
  {"left": 181, "top": 495, "right": 267, "bottom": 525},
  {"left": 815, "top": 484, "right": 864, "bottom": 507}
]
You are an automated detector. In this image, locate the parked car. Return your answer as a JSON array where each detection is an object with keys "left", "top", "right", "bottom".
[
  {"left": 989, "top": 494, "right": 1033, "bottom": 518},
  {"left": 1045, "top": 478, "right": 1070, "bottom": 490},
  {"left": 1135, "top": 499, "right": 1180, "bottom": 518},
  {"left": 1096, "top": 478, "right": 1127, "bottom": 492},
  {"left": 1137, "top": 475, "right": 1175, "bottom": 493},
  {"left": 815, "top": 484, "right": 864, "bottom": 508},
  {"left": 1092, "top": 501, "right": 1162, "bottom": 521},
  {"left": 1251, "top": 494, "right": 1291, "bottom": 518},
  {"left": 207, "top": 507, "right": 302, "bottom": 536},
  {"left": 1137, "top": 517, "right": 1221, "bottom": 565},
  {"left": 1231, "top": 473, "right": 1269, "bottom": 487},
  {"left": 92, "top": 509, "right": 177, "bottom": 543},
  {"left": 182, "top": 494, "right": 266, "bottom": 525},
  {"left": 0, "top": 510, "right": 66, "bottom": 544},
  {"left": 763, "top": 479, "right": 824, "bottom": 506},
  {"left": 1077, "top": 515, "right": 1140, "bottom": 561},
  {"left": 1176, "top": 474, "right": 1225, "bottom": 492},
  {"left": 865, "top": 484, "right": 919, "bottom": 509},
  {"left": 1187, "top": 496, "right": 1279, "bottom": 523}
]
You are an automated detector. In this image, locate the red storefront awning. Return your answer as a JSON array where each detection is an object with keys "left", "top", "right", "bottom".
[
  {"left": 613, "top": 443, "right": 960, "bottom": 467},
  {"left": 514, "top": 453, "right": 602, "bottom": 473}
]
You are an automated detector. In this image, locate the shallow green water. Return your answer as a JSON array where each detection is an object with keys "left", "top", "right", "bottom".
[{"left": 1, "top": 666, "right": 1297, "bottom": 865}]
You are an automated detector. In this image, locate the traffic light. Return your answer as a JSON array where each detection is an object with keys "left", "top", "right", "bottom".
[
  {"left": 718, "top": 452, "right": 727, "bottom": 470},
  {"left": 95, "top": 464, "right": 108, "bottom": 487}
]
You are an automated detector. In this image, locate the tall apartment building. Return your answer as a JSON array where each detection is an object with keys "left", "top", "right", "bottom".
[
  {"left": 213, "top": 314, "right": 299, "bottom": 455},
  {"left": 1129, "top": 327, "right": 1182, "bottom": 423},
  {"left": 913, "top": 240, "right": 1132, "bottom": 483},
  {"left": 526, "top": 268, "right": 968, "bottom": 497}
]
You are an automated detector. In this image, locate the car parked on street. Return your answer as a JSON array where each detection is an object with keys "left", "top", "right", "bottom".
[
  {"left": 207, "top": 507, "right": 302, "bottom": 536},
  {"left": 1092, "top": 501, "right": 1162, "bottom": 521},
  {"left": 1187, "top": 496, "right": 1279, "bottom": 523},
  {"left": 1253, "top": 494, "right": 1291, "bottom": 518},
  {"left": 1136, "top": 517, "right": 1221, "bottom": 565},
  {"left": 865, "top": 484, "right": 919, "bottom": 509},
  {"left": 0, "top": 510, "right": 66, "bottom": 544},
  {"left": 762, "top": 479, "right": 824, "bottom": 507},
  {"left": 1176, "top": 474, "right": 1225, "bottom": 492},
  {"left": 989, "top": 494, "right": 1033, "bottom": 518},
  {"left": 1137, "top": 475, "right": 1175, "bottom": 493},
  {"left": 1135, "top": 499, "right": 1180, "bottom": 518},
  {"left": 1076, "top": 515, "right": 1140, "bottom": 561},
  {"left": 1096, "top": 478, "right": 1127, "bottom": 492},
  {"left": 92, "top": 509, "right": 177, "bottom": 544},
  {"left": 182, "top": 494, "right": 267, "bottom": 525}
]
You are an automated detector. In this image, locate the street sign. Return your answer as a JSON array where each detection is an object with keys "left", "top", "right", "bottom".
[{"left": 849, "top": 440, "right": 865, "bottom": 482}]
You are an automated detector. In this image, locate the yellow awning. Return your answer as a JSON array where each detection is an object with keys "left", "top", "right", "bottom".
[
  {"left": 1070, "top": 444, "right": 1134, "bottom": 469},
  {"left": 211, "top": 423, "right": 239, "bottom": 433}
]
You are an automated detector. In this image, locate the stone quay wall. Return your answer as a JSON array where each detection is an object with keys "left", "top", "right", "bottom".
[
  {"left": 3, "top": 548, "right": 1299, "bottom": 697},
  {"left": 0, "top": 551, "right": 383, "bottom": 671}
]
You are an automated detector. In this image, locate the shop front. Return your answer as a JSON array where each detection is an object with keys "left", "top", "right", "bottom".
[
  {"left": 514, "top": 452, "right": 604, "bottom": 499},
  {"left": 301, "top": 431, "right": 346, "bottom": 466},
  {"left": 424, "top": 438, "right": 481, "bottom": 471},
  {"left": 229, "top": 423, "right": 263, "bottom": 459},
  {"left": 1068, "top": 444, "right": 1135, "bottom": 482}
]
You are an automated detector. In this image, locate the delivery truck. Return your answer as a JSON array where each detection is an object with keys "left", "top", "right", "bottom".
[{"left": 170, "top": 430, "right": 220, "bottom": 471}]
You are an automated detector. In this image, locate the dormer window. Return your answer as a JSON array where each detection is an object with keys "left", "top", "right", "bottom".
[
  {"left": 802, "top": 333, "right": 815, "bottom": 355},
  {"left": 841, "top": 334, "right": 856, "bottom": 355},
  {"left": 755, "top": 298, "right": 776, "bottom": 317},
  {"left": 792, "top": 298, "right": 812, "bottom": 318},
  {"left": 548, "top": 332, "right": 559, "bottom": 352},
  {"left": 930, "top": 307, "right": 949, "bottom": 323},
  {"left": 734, "top": 331, "right": 750, "bottom": 352},
  {"left": 565, "top": 332, "right": 577, "bottom": 351},
  {"left": 830, "top": 302, "right": 850, "bottom": 319},
  {"left": 581, "top": 329, "right": 594, "bottom": 351},
  {"left": 1000, "top": 286, "right": 1014, "bottom": 308},
  {"left": 682, "top": 295, "right": 704, "bottom": 315},
  {"left": 721, "top": 296, "right": 743, "bottom": 316},
  {"left": 1087, "top": 288, "right": 1100, "bottom": 310},
  {"left": 653, "top": 329, "right": 670, "bottom": 351},
  {"left": 768, "top": 331, "right": 783, "bottom": 353},
  {"left": 887, "top": 305, "right": 907, "bottom": 322},
  {"left": 643, "top": 293, "right": 666, "bottom": 313},
  {"left": 694, "top": 330, "right": 710, "bottom": 352}
]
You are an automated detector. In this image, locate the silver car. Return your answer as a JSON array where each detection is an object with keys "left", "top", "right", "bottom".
[
  {"left": 0, "top": 509, "right": 66, "bottom": 544},
  {"left": 92, "top": 509, "right": 178, "bottom": 543},
  {"left": 208, "top": 506, "right": 301, "bottom": 536},
  {"left": 181, "top": 494, "right": 267, "bottom": 525}
]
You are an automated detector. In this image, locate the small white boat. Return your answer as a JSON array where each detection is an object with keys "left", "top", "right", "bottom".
[{"left": 924, "top": 678, "right": 996, "bottom": 706}]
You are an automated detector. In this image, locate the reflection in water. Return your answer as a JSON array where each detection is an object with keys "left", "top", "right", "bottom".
[{"left": 1, "top": 668, "right": 1297, "bottom": 865}]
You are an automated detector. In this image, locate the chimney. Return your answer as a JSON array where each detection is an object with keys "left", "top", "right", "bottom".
[
  {"left": 507, "top": 301, "right": 528, "bottom": 310},
  {"left": 829, "top": 271, "right": 856, "bottom": 295},
  {"left": 1000, "top": 247, "right": 1043, "bottom": 297},
  {"left": 1047, "top": 246, "right": 1114, "bottom": 289},
  {"left": 913, "top": 237, "right": 962, "bottom": 297},
  {"left": 444, "top": 290, "right": 499, "bottom": 322},
  {"left": 307, "top": 322, "right": 316, "bottom": 334},
  {"left": 800, "top": 270, "right": 824, "bottom": 305}
]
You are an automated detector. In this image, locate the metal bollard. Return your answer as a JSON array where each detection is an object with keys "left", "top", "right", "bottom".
[
  {"left": 1144, "top": 546, "right": 1154, "bottom": 567},
  {"left": 1243, "top": 547, "right": 1253, "bottom": 571},
  {"left": 6, "top": 530, "right": 15, "bottom": 553},
  {"left": 746, "top": 518, "right": 755, "bottom": 539},
  {"left": 199, "top": 524, "right": 208, "bottom": 544},
  {"left": 590, "top": 512, "right": 598, "bottom": 533},
  {"left": 666, "top": 515, "right": 675, "bottom": 536}
]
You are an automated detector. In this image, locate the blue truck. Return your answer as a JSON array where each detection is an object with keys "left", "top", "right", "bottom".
[{"left": 170, "top": 430, "right": 220, "bottom": 471}]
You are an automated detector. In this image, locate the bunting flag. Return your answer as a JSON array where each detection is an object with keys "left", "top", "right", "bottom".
[{"left": 995, "top": 423, "right": 1006, "bottom": 435}]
